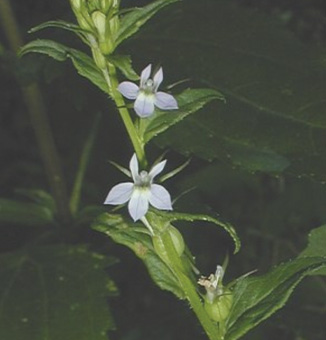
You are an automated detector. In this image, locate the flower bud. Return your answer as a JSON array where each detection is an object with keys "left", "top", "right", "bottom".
[
  {"left": 92, "top": 11, "right": 107, "bottom": 37},
  {"left": 70, "top": 0, "right": 82, "bottom": 10}
]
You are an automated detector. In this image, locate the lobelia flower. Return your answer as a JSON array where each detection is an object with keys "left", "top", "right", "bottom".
[
  {"left": 118, "top": 64, "right": 178, "bottom": 118},
  {"left": 104, "top": 154, "right": 172, "bottom": 221}
]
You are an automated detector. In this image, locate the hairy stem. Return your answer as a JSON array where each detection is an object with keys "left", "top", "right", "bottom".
[{"left": 0, "top": 0, "right": 71, "bottom": 222}]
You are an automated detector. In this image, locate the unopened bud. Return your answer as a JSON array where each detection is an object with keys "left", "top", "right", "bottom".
[
  {"left": 92, "top": 48, "right": 107, "bottom": 69},
  {"left": 92, "top": 11, "right": 107, "bottom": 37},
  {"left": 70, "top": 0, "right": 82, "bottom": 10}
]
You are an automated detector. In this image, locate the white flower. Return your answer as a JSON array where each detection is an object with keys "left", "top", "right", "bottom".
[
  {"left": 104, "top": 154, "right": 173, "bottom": 221},
  {"left": 117, "top": 64, "right": 178, "bottom": 118}
]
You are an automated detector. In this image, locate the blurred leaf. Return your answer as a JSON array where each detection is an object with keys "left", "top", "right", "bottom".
[
  {"left": 0, "top": 198, "right": 53, "bottom": 226},
  {"left": 109, "top": 54, "right": 139, "bottom": 80},
  {"left": 149, "top": 210, "right": 240, "bottom": 254},
  {"left": 225, "top": 257, "right": 326, "bottom": 340},
  {"left": 93, "top": 212, "right": 186, "bottom": 299},
  {"left": 19, "top": 39, "right": 108, "bottom": 93},
  {"left": 300, "top": 225, "right": 326, "bottom": 275},
  {"left": 0, "top": 245, "right": 117, "bottom": 340},
  {"left": 14, "top": 189, "right": 56, "bottom": 212},
  {"left": 134, "top": 0, "right": 326, "bottom": 180},
  {"left": 116, "top": 0, "right": 180, "bottom": 47},
  {"left": 143, "top": 88, "right": 224, "bottom": 143}
]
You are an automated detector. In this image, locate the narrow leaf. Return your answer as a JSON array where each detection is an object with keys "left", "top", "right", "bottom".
[
  {"left": 19, "top": 39, "right": 108, "bottom": 93},
  {"left": 29, "top": 20, "right": 83, "bottom": 35},
  {"left": 143, "top": 88, "right": 224, "bottom": 143},
  {"left": 109, "top": 54, "right": 139, "bottom": 81},
  {"left": 115, "top": 0, "right": 179, "bottom": 46},
  {"left": 148, "top": 210, "right": 240, "bottom": 254},
  {"left": 225, "top": 257, "right": 326, "bottom": 340}
]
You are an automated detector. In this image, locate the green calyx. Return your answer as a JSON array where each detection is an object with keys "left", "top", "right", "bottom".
[{"left": 203, "top": 289, "right": 233, "bottom": 323}]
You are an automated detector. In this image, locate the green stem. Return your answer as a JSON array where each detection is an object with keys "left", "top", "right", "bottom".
[
  {"left": 70, "top": 113, "right": 101, "bottom": 216},
  {"left": 102, "top": 65, "right": 147, "bottom": 166},
  {"left": 160, "top": 231, "right": 222, "bottom": 340},
  {"left": 0, "top": 0, "right": 71, "bottom": 223}
]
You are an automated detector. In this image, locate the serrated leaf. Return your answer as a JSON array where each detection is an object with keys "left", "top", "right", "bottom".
[
  {"left": 132, "top": 0, "right": 326, "bottom": 181},
  {"left": 109, "top": 54, "right": 139, "bottom": 81},
  {"left": 225, "top": 257, "right": 326, "bottom": 340},
  {"left": 300, "top": 225, "right": 326, "bottom": 275},
  {"left": 115, "top": 0, "right": 179, "bottom": 47},
  {"left": 93, "top": 212, "right": 186, "bottom": 299},
  {"left": 0, "top": 198, "right": 54, "bottom": 226},
  {"left": 148, "top": 210, "right": 240, "bottom": 254},
  {"left": 0, "top": 245, "right": 117, "bottom": 340},
  {"left": 19, "top": 39, "right": 108, "bottom": 93},
  {"left": 143, "top": 88, "right": 224, "bottom": 143}
]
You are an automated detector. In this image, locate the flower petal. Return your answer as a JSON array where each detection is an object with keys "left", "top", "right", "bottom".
[
  {"left": 134, "top": 92, "right": 155, "bottom": 117},
  {"left": 128, "top": 188, "right": 150, "bottom": 221},
  {"left": 153, "top": 67, "right": 163, "bottom": 91},
  {"left": 149, "top": 184, "right": 172, "bottom": 210},
  {"left": 149, "top": 159, "right": 166, "bottom": 180},
  {"left": 140, "top": 64, "right": 151, "bottom": 88},
  {"left": 155, "top": 92, "right": 178, "bottom": 110},
  {"left": 104, "top": 182, "right": 133, "bottom": 205},
  {"left": 118, "top": 81, "right": 139, "bottom": 99},
  {"left": 129, "top": 153, "right": 139, "bottom": 182}
]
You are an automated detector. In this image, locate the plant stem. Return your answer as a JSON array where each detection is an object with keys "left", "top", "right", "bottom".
[
  {"left": 0, "top": 0, "right": 71, "bottom": 223},
  {"left": 102, "top": 65, "right": 147, "bottom": 167},
  {"left": 70, "top": 113, "right": 101, "bottom": 216},
  {"left": 160, "top": 231, "right": 222, "bottom": 340}
]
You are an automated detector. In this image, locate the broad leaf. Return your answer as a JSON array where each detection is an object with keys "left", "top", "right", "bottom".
[
  {"left": 225, "top": 257, "right": 326, "bottom": 340},
  {"left": 93, "top": 212, "right": 188, "bottom": 299},
  {"left": 148, "top": 210, "right": 240, "bottom": 254},
  {"left": 132, "top": 0, "right": 326, "bottom": 181},
  {"left": 0, "top": 245, "right": 117, "bottom": 340},
  {"left": 300, "top": 225, "right": 326, "bottom": 275},
  {"left": 19, "top": 39, "right": 109, "bottom": 93},
  {"left": 0, "top": 198, "right": 53, "bottom": 226},
  {"left": 142, "top": 88, "right": 224, "bottom": 143},
  {"left": 115, "top": 0, "right": 179, "bottom": 47}
]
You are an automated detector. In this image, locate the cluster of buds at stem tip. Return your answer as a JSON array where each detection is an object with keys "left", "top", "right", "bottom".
[
  {"left": 70, "top": 0, "right": 120, "bottom": 57},
  {"left": 198, "top": 265, "right": 233, "bottom": 323}
]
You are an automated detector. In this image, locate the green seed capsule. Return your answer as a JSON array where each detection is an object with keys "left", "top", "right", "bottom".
[{"left": 204, "top": 289, "right": 233, "bottom": 322}]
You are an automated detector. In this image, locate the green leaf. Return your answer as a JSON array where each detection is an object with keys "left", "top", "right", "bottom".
[
  {"left": 225, "top": 257, "right": 326, "bottom": 340},
  {"left": 109, "top": 54, "right": 139, "bottom": 81},
  {"left": 143, "top": 88, "right": 224, "bottom": 143},
  {"left": 93, "top": 212, "right": 186, "bottom": 299},
  {"left": 115, "top": 0, "right": 179, "bottom": 47},
  {"left": 0, "top": 198, "right": 54, "bottom": 226},
  {"left": 133, "top": 0, "right": 326, "bottom": 181},
  {"left": 29, "top": 20, "right": 83, "bottom": 35},
  {"left": 19, "top": 39, "right": 109, "bottom": 93},
  {"left": 300, "top": 225, "right": 326, "bottom": 275},
  {"left": 0, "top": 245, "right": 117, "bottom": 340},
  {"left": 148, "top": 210, "right": 240, "bottom": 254}
]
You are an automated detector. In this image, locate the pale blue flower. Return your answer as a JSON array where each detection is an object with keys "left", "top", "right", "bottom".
[
  {"left": 118, "top": 64, "right": 178, "bottom": 118},
  {"left": 104, "top": 154, "right": 172, "bottom": 221}
]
